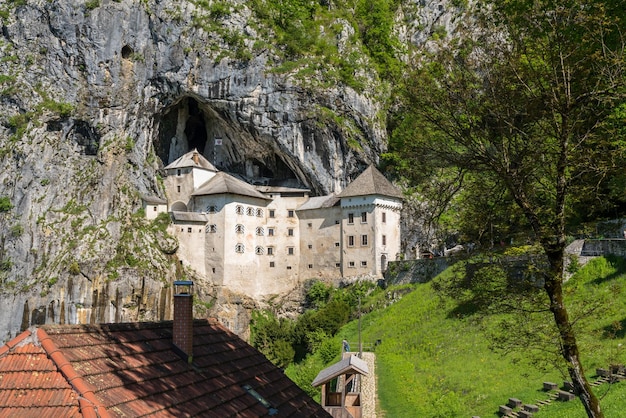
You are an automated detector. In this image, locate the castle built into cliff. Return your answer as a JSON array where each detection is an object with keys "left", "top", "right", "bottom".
[{"left": 144, "top": 150, "right": 403, "bottom": 298}]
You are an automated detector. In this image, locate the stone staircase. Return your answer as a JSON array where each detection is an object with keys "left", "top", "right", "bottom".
[{"left": 486, "top": 365, "right": 626, "bottom": 418}]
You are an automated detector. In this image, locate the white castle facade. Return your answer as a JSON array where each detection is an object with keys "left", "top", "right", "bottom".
[{"left": 145, "top": 150, "right": 403, "bottom": 298}]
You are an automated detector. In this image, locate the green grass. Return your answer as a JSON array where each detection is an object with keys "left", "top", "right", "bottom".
[{"left": 330, "top": 255, "right": 626, "bottom": 417}]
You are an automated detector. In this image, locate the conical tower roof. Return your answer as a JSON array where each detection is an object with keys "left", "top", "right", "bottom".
[
  {"left": 337, "top": 165, "right": 403, "bottom": 199},
  {"left": 164, "top": 149, "right": 217, "bottom": 171}
]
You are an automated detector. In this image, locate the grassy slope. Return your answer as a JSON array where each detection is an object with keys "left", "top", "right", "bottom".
[{"left": 334, "top": 256, "right": 626, "bottom": 417}]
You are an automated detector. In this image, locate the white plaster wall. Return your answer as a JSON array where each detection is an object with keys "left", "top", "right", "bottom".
[{"left": 298, "top": 206, "right": 343, "bottom": 280}]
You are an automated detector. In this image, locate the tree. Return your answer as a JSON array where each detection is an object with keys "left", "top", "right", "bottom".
[{"left": 392, "top": 1, "right": 626, "bottom": 416}]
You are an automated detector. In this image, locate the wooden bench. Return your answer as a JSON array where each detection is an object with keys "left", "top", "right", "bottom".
[
  {"left": 524, "top": 404, "right": 539, "bottom": 413},
  {"left": 596, "top": 368, "right": 610, "bottom": 377},
  {"left": 558, "top": 390, "right": 575, "bottom": 401},
  {"left": 499, "top": 405, "right": 513, "bottom": 415},
  {"left": 543, "top": 382, "right": 558, "bottom": 391},
  {"left": 507, "top": 398, "right": 522, "bottom": 408}
]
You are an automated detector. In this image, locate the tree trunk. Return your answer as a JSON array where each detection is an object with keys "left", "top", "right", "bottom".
[{"left": 544, "top": 251, "right": 603, "bottom": 417}]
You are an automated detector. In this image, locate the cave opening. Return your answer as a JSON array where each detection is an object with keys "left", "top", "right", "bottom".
[
  {"left": 156, "top": 97, "right": 209, "bottom": 166},
  {"left": 154, "top": 96, "right": 305, "bottom": 188},
  {"left": 184, "top": 99, "right": 207, "bottom": 154}
]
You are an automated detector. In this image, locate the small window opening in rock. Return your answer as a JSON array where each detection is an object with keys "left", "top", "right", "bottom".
[{"left": 121, "top": 45, "right": 133, "bottom": 59}]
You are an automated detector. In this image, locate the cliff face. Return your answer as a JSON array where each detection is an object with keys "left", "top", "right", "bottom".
[{"left": 0, "top": 0, "right": 466, "bottom": 342}]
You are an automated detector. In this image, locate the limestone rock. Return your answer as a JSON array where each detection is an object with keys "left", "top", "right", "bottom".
[{"left": 0, "top": 0, "right": 466, "bottom": 342}]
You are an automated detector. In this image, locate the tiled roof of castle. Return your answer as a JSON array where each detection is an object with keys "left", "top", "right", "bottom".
[
  {"left": 337, "top": 165, "right": 403, "bottom": 200},
  {"left": 297, "top": 195, "right": 340, "bottom": 211},
  {"left": 255, "top": 185, "right": 310, "bottom": 195},
  {"left": 193, "top": 172, "right": 270, "bottom": 201},
  {"left": 164, "top": 149, "right": 217, "bottom": 171},
  {"left": 0, "top": 320, "right": 330, "bottom": 417},
  {"left": 141, "top": 195, "right": 167, "bottom": 205},
  {"left": 171, "top": 211, "right": 209, "bottom": 223}
]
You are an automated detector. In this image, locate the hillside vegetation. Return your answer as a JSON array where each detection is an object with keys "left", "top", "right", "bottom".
[{"left": 284, "top": 256, "right": 626, "bottom": 417}]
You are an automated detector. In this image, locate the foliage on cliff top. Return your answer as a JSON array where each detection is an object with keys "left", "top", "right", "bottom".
[{"left": 247, "top": 0, "right": 403, "bottom": 87}]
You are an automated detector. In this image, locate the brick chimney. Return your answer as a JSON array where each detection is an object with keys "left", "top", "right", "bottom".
[{"left": 173, "top": 280, "right": 194, "bottom": 364}]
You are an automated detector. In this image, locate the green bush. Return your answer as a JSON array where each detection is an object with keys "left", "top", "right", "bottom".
[
  {"left": 10, "top": 224, "right": 23, "bottom": 237},
  {"left": 306, "top": 280, "right": 331, "bottom": 308},
  {"left": 85, "top": 0, "right": 100, "bottom": 10},
  {"left": 69, "top": 262, "right": 80, "bottom": 275},
  {"left": 0, "top": 196, "right": 12, "bottom": 213}
]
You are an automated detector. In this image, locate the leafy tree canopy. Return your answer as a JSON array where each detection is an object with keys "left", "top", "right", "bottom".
[{"left": 385, "top": 0, "right": 626, "bottom": 416}]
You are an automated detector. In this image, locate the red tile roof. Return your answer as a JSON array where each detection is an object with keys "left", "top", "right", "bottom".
[{"left": 0, "top": 320, "right": 329, "bottom": 417}]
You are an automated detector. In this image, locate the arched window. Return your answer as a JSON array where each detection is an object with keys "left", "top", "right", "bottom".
[
  {"left": 235, "top": 205, "right": 244, "bottom": 215},
  {"left": 235, "top": 244, "right": 245, "bottom": 253},
  {"left": 206, "top": 224, "right": 217, "bottom": 233},
  {"left": 235, "top": 224, "right": 245, "bottom": 234},
  {"left": 256, "top": 227, "right": 264, "bottom": 236},
  {"left": 246, "top": 207, "right": 254, "bottom": 216},
  {"left": 256, "top": 208, "right": 263, "bottom": 217},
  {"left": 255, "top": 246, "right": 264, "bottom": 255}
]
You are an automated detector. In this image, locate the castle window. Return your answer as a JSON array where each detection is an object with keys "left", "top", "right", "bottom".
[
  {"left": 177, "top": 186, "right": 181, "bottom": 193},
  {"left": 307, "top": 222, "right": 312, "bottom": 228},
  {"left": 153, "top": 206, "right": 157, "bottom": 212},
  {"left": 288, "top": 228, "right": 294, "bottom": 236},
  {"left": 256, "top": 227, "right": 264, "bottom": 236},
  {"left": 235, "top": 224, "right": 245, "bottom": 234},
  {"left": 287, "top": 266, "right": 292, "bottom": 270},
  {"left": 235, "top": 244, "right": 245, "bottom": 253},
  {"left": 348, "top": 235, "right": 355, "bottom": 247},
  {"left": 308, "top": 264, "right": 313, "bottom": 269},
  {"left": 335, "top": 220, "right": 340, "bottom": 224},
  {"left": 361, "top": 212, "right": 367, "bottom": 223},
  {"left": 361, "top": 235, "right": 368, "bottom": 246},
  {"left": 336, "top": 263, "right": 341, "bottom": 268},
  {"left": 177, "top": 169, "right": 181, "bottom": 176},
  {"left": 349, "top": 261, "right": 355, "bottom": 268},
  {"left": 256, "top": 208, "right": 263, "bottom": 217},
  {"left": 199, "top": 229, "right": 202, "bottom": 233},
  {"left": 382, "top": 212, "right": 387, "bottom": 223},
  {"left": 335, "top": 242, "right": 340, "bottom": 247},
  {"left": 236, "top": 205, "right": 244, "bottom": 215},
  {"left": 361, "top": 261, "right": 367, "bottom": 267},
  {"left": 255, "top": 246, "right": 264, "bottom": 255},
  {"left": 270, "top": 261, "right": 275, "bottom": 267},
  {"left": 268, "top": 228, "right": 274, "bottom": 236},
  {"left": 269, "top": 209, "right": 275, "bottom": 218},
  {"left": 267, "top": 247, "right": 274, "bottom": 255},
  {"left": 207, "top": 205, "right": 216, "bottom": 213},
  {"left": 206, "top": 224, "right": 217, "bottom": 233},
  {"left": 348, "top": 213, "right": 354, "bottom": 224},
  {"left": 287, "top": 247, "right": 294, "bottom": 255},
  {"left": 308, "top": 244, "right": 313, "bottom": 249},
  {"left": 187, "top": 227, "right": 192, "bottom": 233},
  {"left": 382, "top": 235, "right": 387, "bottom": 245},
  {"left": 288, "top": 210, "right": 294, "bottom": 218},
  {"left": 246, "top": 207, "right": 254, "bottom": 216}
]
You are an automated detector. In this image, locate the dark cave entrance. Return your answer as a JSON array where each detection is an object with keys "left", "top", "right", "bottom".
[
  {"left": 184, "top": 99, "right": 207, "bottom": 154},
  {"left": 155, "top": 97, "right": 210, "bottom": 166},
  {"left": 154, "top": 96, "right": 304, "bottom": 188}
]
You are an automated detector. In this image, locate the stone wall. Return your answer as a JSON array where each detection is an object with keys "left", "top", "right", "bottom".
[{"left": 384, "top": 258, "right": 452, "bottom": 285}]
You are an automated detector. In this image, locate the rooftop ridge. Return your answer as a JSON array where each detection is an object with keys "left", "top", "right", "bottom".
[
  {"left": 37, "top": 328, "right": 112, "bottom": 418},
  {"left": 0, "top": 330, "right": 32, "bottom": 358}
]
